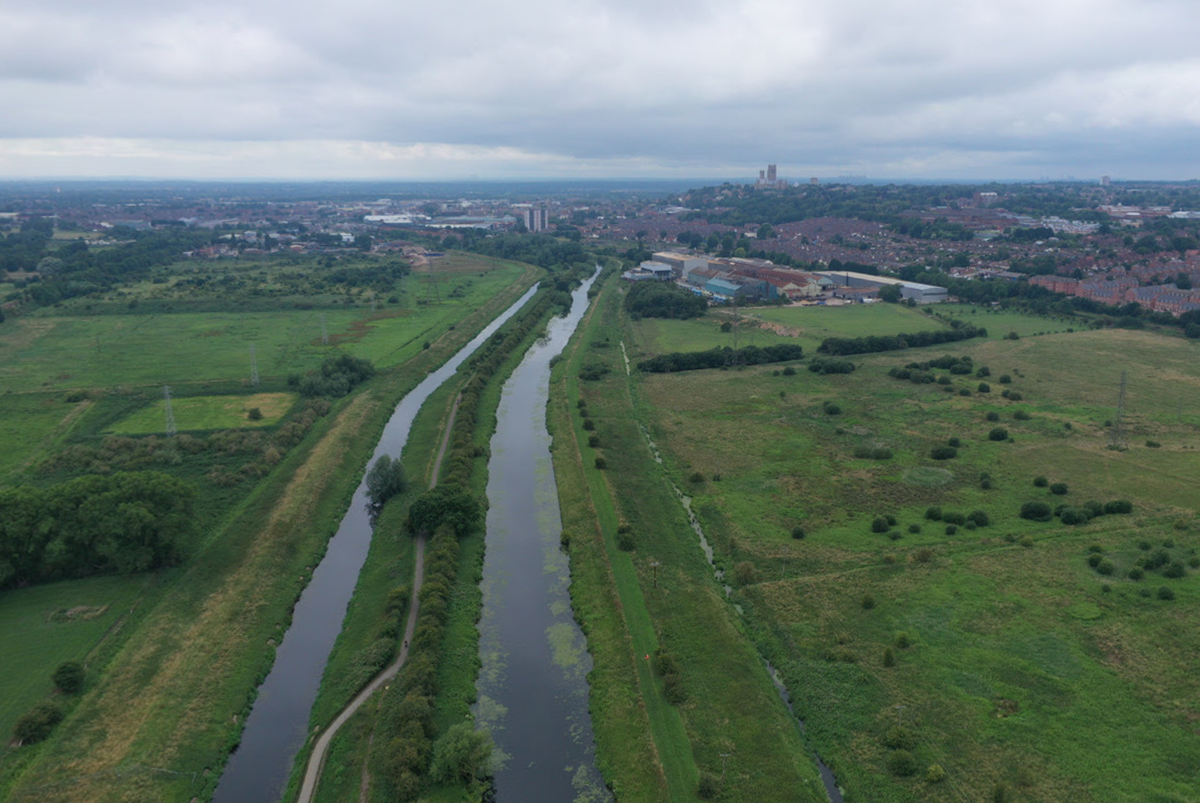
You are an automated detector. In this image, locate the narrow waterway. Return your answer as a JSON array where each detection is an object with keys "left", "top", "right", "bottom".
[
  {"left": 212, "top": 284, "right": 539, "bottom": 803},
  {"left": 475, "top": 268, "right": 611, "bottom": 803}
]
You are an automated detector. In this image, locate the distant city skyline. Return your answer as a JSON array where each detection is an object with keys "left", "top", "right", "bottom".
[{"left": 1, "top": 0, "right": 1198, "bottom": 180}]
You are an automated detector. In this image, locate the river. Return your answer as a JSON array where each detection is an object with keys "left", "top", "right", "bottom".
[
  {"left": 474, "top": 268, "right": 611, "bottom": 803},
  {"left": 212, "top": 284, "right": 539, "bottom": 803}
]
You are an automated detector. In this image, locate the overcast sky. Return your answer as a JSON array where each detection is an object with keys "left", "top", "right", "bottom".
[{"left": 1, "top": 0, "right": 1198, "bottom": 181}]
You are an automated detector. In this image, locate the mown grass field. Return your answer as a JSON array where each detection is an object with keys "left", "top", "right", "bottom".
[
  {"left": 107, "top": 391, "right": 297, "bottom": 433},
  {"left": 0, "top": 394, "right": 90, "bottom": 481},
  {"left": 0, "top": 257, "right": 540, "bottom": 802},
  {"left": 630, "top": 306, "right": 1200, "bottom": 803},
  {"left": 937, "top": 302, "right": 1077, "bottom": 339},
  {"left": 0, "top": 258, "right": 528, "bottom": 393}
]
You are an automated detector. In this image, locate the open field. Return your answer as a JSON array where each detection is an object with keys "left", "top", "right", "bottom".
[
  {"left": 630, "top": 304, "right": 1200, "bottom": 802},
  {"left": 0, "top": 258, "right": 528, "bottom": 393},
  {"left": 107, "top": 392, "right": 297, "bottom": 434},
  {"left": 0, "top": 394, "right": 90, "bottom": 481},
  {"left": 938, "top": 302, "right": 1078, "bottom": 339},
  {"left": 0, "top": 574, "right": 155, "bottom": 743}
]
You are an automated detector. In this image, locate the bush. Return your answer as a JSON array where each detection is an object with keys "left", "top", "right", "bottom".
[
  {"left": 853, "top": 445, "right": 893, "bottom": 460},
  {"left": 697, "top": 772, "right": 722, "bottom": 800},
  {"left": 1158, "top": 586, "right": 1176, "bottom": 601},
  {"left": 582, "top": 419, "right": 595, "bottom": 431},
  {"left": 930, "top": 446, "right": 958, "bottom": 460},
  {"left": 247, "top": 407, "right": 263, "bottom": 421},
  {"left": 1128, "top": 567, "right": 1144, "bottom": 580},
  {"left": 927, "top": 763, "right": 946, "bottom": 783},
  {"left": 1007, "top": 391, "right": 1024, "bottom": 402},
  {"left": 986, "top": 411, "right": 1001, "bottom": 422},
  {"left": 889, "top": 530, "right": 903, "bottom": 540},
  {"left": 915, "top": 547, "right": 933, "bottom": 563},
  {"left": 1020, "top": 501, "right": 1053, "bottom": 521},
  {"left": 408, "top": 484, "right": 482, "bottom": 536},
  {"left": 967, "top": 510, "right": 989, "bottom": 527},
  {"left": 882, "top": 725, "right": 916, "bottom": 749},
  {"left": 14, "top": 703, "right": 62, "bottom": 744},
  {"left": 1087, "top": 553, "right": 1102, "bottom": 568},
  {"left": 1013, "top": 408, "right": 1031, "bottom": 419},
  {"left": 616, "top": 526, "right": 634, "bottom": 551},
  {"left": 689, "top": 471, "right": 704, "bottom": 483},
  {"left": 988, "top": 427, "right": 1009, "bottom": 441},
  {"left": 791, "top": 526, "right": 806, "bottom": 540},
  {"left": 733, "top": 561, "right": 758, "bottom": 586},
  {"left": 925, "top": 507, "right": 942, "bottom": 521},
  {"left": 999, "top": 374, "right": 1013, "bottom": 384},
  {"left": 908, "top": 523, "right": 921, "bottom": 534},
  {"left": 883, "top": 647, "right": 895, "bottom": 667},
  {"left": 1059, "top": 507, "right": 1089, "bottom": 525},
  {"left": 942, "top": 511, "right": 966, "bottom": 526},
  {"left": 782, "top": 365, "right": 796, "bottom": 376},
  {"left": 53, "top": 661, "right": 85, "bottom": 694},
  {"left": 587, "top": 434, "right": 600, "bottom": 447},
  {"left": 366, "top": 455, "right": 408, "bottom": 508},
  {"left": 977, "top": 382, "right": 991, "bottom": 393},
  {"left": 429, "top": 723, "right": 493, "bottom": 784},
  {"left": 871, "top": 517, "right": 890, "bottom": 533},
  {"left": 1104, "top": 500, "right": 1133, "bottom": 514},
  {"left": 947, "top": 437, "right": 962, "bottom": 448},
  {"left": 594, "top": 456, "right": 607, "bottom": 469},
  {"left": 862, "top": 593, "right": 876, "bottom": 610},
  {"left": 823, "top": 401, "right": 842, "bottom": 415},
  {"left": 1020, "top": 535, "right": 1034, "bottom": 548},
  {"left": 1033, "top": 476, "right": 1049, "bottom": 487},
  {"left": 663, "top": 673, "right": 688, "bottom": 703},
  {"left": 894, "top": 631, "right": 911, "bottom": 648},
  {"left": 1050, "top": 482, "right": 1069, "bottom": 495},
  {"left": 887, "top": 750, "right": 918, "bottom": 777},
  {"left": 945, "top": 524, "right": 958, "bottom": 535},
  {"left": 1096, "top": 560, "right": 1115, "bottom": 576},
  {"left": 1163, "top": 561, "right": 1187, "bottom": 579}
]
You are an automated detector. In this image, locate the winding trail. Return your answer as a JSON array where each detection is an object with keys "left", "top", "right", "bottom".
[{"left": 296, "top": 394, "right": 462, "bottom": 803}]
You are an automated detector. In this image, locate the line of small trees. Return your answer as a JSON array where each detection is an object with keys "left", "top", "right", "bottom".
[
  {"left": 638, "top": 343, "right": 804, "bottom": 373},
  {"left": 817, "top": 324, "right": 985, "bottom": 356}
]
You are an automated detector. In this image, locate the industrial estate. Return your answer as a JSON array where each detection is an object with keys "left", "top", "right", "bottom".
[{"left": 2, "top": 174, "right": 1199, "bottom": 803}]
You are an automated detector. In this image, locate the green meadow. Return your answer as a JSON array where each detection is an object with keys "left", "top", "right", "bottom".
[
  {"left": 107, "top": 392, "right": 297, "bottom": 434},
  {"left": 618, "top": 300, "right": 1200, "bottom": 802}
]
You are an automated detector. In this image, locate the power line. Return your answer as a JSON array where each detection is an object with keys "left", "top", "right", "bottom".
[
  {"left": 249, "top": 343, "right": 260, "bottom": 387},
  {"left": 319, "top": 313, "right": 329, "bottom": 345}
]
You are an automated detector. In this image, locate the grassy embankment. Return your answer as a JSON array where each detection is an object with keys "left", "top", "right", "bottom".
[
  {"left": 0, "top": 259, "right": 539, "bottom": 803},
  {"left": 279, "top": 285, "right": 557, "bottom": 803},
  {"left": 629, "top": 304, "right": 1200, "bottom": 803},
  {"left": 552, "top": 276, "right": 827, "bottom": 802}
]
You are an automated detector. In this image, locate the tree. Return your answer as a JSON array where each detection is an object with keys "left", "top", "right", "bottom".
[
  {"left": 877, "top": 284, "right": 903, "bottom": 303},
  {"left": 429, "top": 723, "right": 492, "bottom": 784},
  {"left": 408, "top": 484, "right": 482, "bottom": 536},
  {"left": 53, "top": 661, "right": 85, "bottom": 693},
  {"left": 366, "top": 455, "right": 408, "bottom": 508}
]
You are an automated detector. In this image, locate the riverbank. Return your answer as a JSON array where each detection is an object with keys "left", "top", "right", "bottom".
[
  {"left": 551, "top": 273, "right": 829, "bottom": 802},
  {"left": 287, "top": 277, "right": 584, "bottom": 803},
  {"left": 2, "top": 261, "right": 540, "bottom": 803}
]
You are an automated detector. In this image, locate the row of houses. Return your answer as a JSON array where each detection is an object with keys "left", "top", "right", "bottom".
[{"left": 1029, "top": 274, "right": 1200, "bottom": 315}]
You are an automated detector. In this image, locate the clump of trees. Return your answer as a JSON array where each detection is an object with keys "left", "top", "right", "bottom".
[
  {"left": 638, "top": 343, "right": 803, "bottom": 373},
  {"left": 0, "top": 471, "right": 195, "bottom": 589},
  {"left": 366, "top": 455, "right": 408, "bottom": 508},
  {"left": 293, "top": 353, "right": 376, "bottom": 398},
  {"left": 624, "top": 281, "right": 708, "bottom": 320},
  {"left": 408, "top": 485, "right": 481, "bottom": 536},
  {"left": 808, "top": 357, "right": 856, "bottom": 375}
]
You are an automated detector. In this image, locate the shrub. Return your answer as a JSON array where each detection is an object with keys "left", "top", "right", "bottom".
[
  {"left": 734, "top": 561, "right": 758, "bottom": 586},
  {"left": 925, "top": 507, "right": 942, "bottom": 521},
  {"left": 888, "top": 530, "right": 903, "bottom": 541},
  {"left": 689, "top": 471, "right": 704, "bottom": 483},
  {"left": 988, "top": 427, "right": 1009, "bottom": 441},
  {"left": 947, "top": 437, "right": 962, "bottom": 448},
  {"left": 1138, "top": 539, "right": 1152, "bottom": 551},
  {"left": 937, "top": 374, "right": 952, "bottom": 386},
  {"left": 887, "top": 750, "right": 918, "bottom": 777},
  {"left": 1146, "top": 440, "right": 1161, "bottom": 448},
  {"left": 594, "top": 456, "right": 607, "bottom": 469},
  {"left": 14, "top": 703, "right": 62, "bottom": 744},
  {"left": 999, "top": 374, "right": 1012, "bottom": 384},
  {"left": 915, "top": 547, "right": 933, "bottom": 563},
  {"left": 247, "top": 407, "right": 263, "bottom": 421},
  {"left": 1104, "top": 500, "right": 1133, "bottom": 514},
  {"left": 1033, "top": 476, "right": 1048, "bottom": 487},
  {"left": 1096, "top": 560, "right": 1115, "bottom": 576},
  {"left": 976, "top": 367, "right": 991, "bottom": 377},
  {"left": 53, "top": 661, "right": 85, "bottom": 694},
  {"left": 909, "top": 523, "right": 922, "bottom": 534},
  {"left": 1163, "top": 561, "right": 1187, "bottom": 579},
  {"left": 942, "top": 511, "right": 966, "bottom": 526},
  {"left": 1050, "top": 482, "right": 1069, "bottom": 495},
  {"left": 1158, "top": 586, "right": 1176, "bottom": 601},
  {"left": 882, "top": 725, "right": 916, "bottom": 749},
  {"left": 697, "top": 772, "right": 722, "bottom": 800},
  {"left": 1021, "top": 501, "right": 1053, "bottom": 521},
  {"left": 981, "top": 479, "right": 993, "bottom": 490},
  {"left": 1007, "top": 391, "right": 1024, "bottom": 402},
  {"left": 994, "top": 783, "right": 1010, "bottom": 803},
  {"left": 977, "top": 382, "right": 990, "bottom": 393},
  {"left": 883, "top": 647, "right": 895, "bottom": 667},
  {"left": 1087, "top": 553, "right": 1103, "bottom": 567},
  {"left": 853, "top": 445, "right": 893, "bottom": 459},
  {"left": 1059, "top": 507, "right": 1089, "bottom": 525},
  {"left": 582, "top": 418, "right": 595, "bottom": 431},
  {"left": 1189, "top": 556, "right": 1200, "bottom": 569},
  {"left": 823, "top": 401, "right": 842, "bottom": 415},
  {"left": 945, "top": 524, "right": 958, "bottom": 535},
  {"left": 885, "top": 514, "right": 897, "bottom": 526},
  {"left": 930, "top": 446, "right": 958, "bottom": 460},
  {"left": 616, "top": 527, "right": 634, "bottom": 551},
  {"left": 663, "top": 673, "right": 688, "bottom": 703},
  {"left": 587, "top": 434, "right": 600, "bottom": 447},
  {"left": 1013, "top": 408, "right": 1030, "bottom": 419},
  {"left": 1128, "top": 567, "right": 1144, "bottom": 580},
  {"left": 576, "top": 399, "right": 588, "bottom": 409},
  {"left": 782, "top": 365, "right": 797, "bottom": 376},
  {"left": 986, "top": 411, "right": 1001, "bottom": 422},
  {"left": 861, "top": 593, "right": 876, "bottom": 610},
  {"left": 927, "top": 764, "right": 946, "bottom": 783},
  {"left": 871, "top": 517, "right": 890, "bottom": 533},
  {"left": 894, "top": 631, "right": 911, "bottom": 648}
]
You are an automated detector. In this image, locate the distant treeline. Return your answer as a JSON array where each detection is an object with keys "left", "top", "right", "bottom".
[
  {"left": 0, "top": 471, "right": 195, "bottom": 589},
  {"left": 639, "top": 343, "right": 804, "bottom": 373},
  {"left": 817, "top": 325, "right": 985, "bottom": 356}
]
